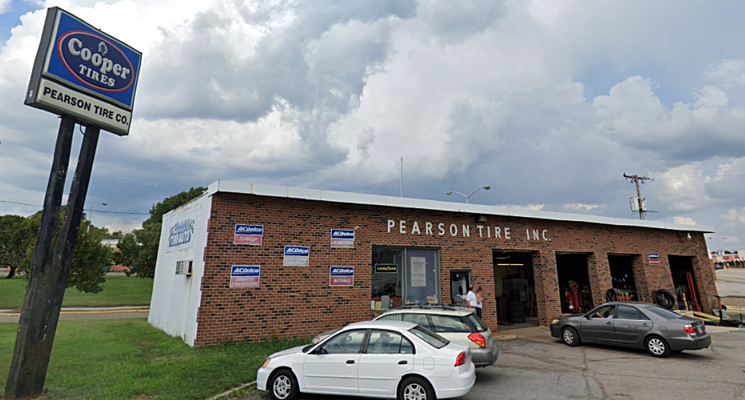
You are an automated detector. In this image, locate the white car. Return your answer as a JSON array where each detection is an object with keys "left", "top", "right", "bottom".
[{"left": 257, "top": 320, "right": 476, "bottom": 400}]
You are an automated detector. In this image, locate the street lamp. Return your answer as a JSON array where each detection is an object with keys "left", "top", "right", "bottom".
[
  {"left": 446, "top": 186, "right": 491, "bottom": 204},
  {"left": 88, "top": 202, "right": 107, "bottom": 233}
]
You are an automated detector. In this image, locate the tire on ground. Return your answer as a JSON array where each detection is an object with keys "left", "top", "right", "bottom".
[{"left": 653, "top": 289, "right": 675, "bottom": 310}]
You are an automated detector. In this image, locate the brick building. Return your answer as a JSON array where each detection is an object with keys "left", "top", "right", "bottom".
[{"left": 148, "top": 180, "right": 717, "bottom": 347}]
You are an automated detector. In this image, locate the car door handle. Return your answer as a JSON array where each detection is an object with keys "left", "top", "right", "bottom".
[
  {"left": 642, "top": 323, "right": 649, "bottom": 327},
  {"left": 606, "top": 321, "right": 612, "bottom": 325},
  {"left": 346, "top": 360, "right": 355, "bottom": 364},
  {"left": 398, "top": 360, "right": 408, "bottom": 365}
]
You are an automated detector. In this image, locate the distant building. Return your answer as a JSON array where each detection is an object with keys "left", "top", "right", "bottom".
[
  {"left": 102, "top": 237, "right": 129, "bottom": 272},
  {"left": 711, "top": 251, "right": 743, "bottom": 269}
]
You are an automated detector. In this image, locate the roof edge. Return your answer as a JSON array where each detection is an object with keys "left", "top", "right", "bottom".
[{"left": 205, "top": 180, "right": 715, "bottom": 233}]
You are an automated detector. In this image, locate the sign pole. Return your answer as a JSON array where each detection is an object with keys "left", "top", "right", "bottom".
[
  {"left": 5, "top": 116, "right": 75, "bottom": 398},
  {"left": 4, "top": 121, "right": 100, "bottom": 399}
]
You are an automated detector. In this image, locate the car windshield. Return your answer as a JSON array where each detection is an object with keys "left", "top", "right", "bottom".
[
  {"left": 645, "top": 305, "right": 683, "bottom": 320},
  {"left": 408, "top": 325, "right": 449, "bottom": 349}
]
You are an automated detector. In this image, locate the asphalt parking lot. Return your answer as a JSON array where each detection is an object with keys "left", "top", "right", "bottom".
[{"left": 243, "top": 327, "right": 745, "bottom": 400}]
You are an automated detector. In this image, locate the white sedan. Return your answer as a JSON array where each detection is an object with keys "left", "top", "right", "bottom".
[{"left": 257, "top": 320, "right": 476, "bottom": 400}]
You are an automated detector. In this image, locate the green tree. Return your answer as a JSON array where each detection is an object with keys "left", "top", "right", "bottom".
[
  {"left": 114, "top": 187, "right": 206, "bottom": 278},
  {"left": 15, "top": 209, "right": 113, "bottom": 292},
  {"left": 0, "top": 215, "right": 37, "bottom": 279}
]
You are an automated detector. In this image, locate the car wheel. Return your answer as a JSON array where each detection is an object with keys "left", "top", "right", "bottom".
[
  {"left": 269, "top": 369, "right": 299, "bottom": 400},
  {"left": 398, "top": 376, "right": 435, "bottom": 400},
  {"left": 645, "top": 336, "right": 671, "bottom": 358},
  {"left": 562, "top": 327, "right": 580, "bottom": 347}
]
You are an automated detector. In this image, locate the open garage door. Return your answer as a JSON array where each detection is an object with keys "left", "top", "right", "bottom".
[
  {"left": 669, "top": 255, "right": 701, "bottom": 311},
  {"left": 608, "top": 255, "right": 638, "bottom": 301},
  {"left": 493, "top": 251, "right": 539, "bottom": 329},
  {"left": 557, "top": 253, "right": 594, "bottom": 313}
]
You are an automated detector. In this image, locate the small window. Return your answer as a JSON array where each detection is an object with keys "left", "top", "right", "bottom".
[
  {"left": 408, "top": 326, "right": 449, "bottom": 349},
  {"left": 616, "top": 305, "right": 649, "bottom": 320},
  {"left": 320, "top": 329, "right": 366, "bottom": 354},
  {"left": 401, "top": 313, "right": 433, "bottom": 331},
  {"left": 429, "top": 315, "right": 471, "bottom": 333},
  {"left": 367, "top": 330, "right": 414, "bottom": 354}
]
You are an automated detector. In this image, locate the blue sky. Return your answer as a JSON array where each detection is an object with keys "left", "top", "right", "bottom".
[
  {"left": 0, "top": 1, "right": 37, "bottom": 43},
  {"left": 1, "top": 0, "right": 744, "bottom": 253}
]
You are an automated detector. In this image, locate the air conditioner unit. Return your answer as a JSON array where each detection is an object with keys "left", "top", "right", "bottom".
[{"left": 176, "top": 260, "right": 193, "bottom": 276}]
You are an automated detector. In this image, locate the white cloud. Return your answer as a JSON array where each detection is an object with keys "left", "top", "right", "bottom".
[
  {"left": 564, "top": 203, "right": 603, "bottom": 211},
  {"left": 705, "top": 59, "right": 745, "bottom": 88},
  {"left": 0, "top": 0, "right": 10, "bottom": 14},
  {"left": 673, "top": 216, "right": 697, "bottom": 225},
  {"left": 0, "top": 0, "right": 744, "bottom": 252}
]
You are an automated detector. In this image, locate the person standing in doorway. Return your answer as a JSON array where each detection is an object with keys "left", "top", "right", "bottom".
[
  {"left": 466, "top": 285, "right": 478, "bottom": 313},
  {"left": 475, "top": 286, "right": 483, "bottom": 318}
]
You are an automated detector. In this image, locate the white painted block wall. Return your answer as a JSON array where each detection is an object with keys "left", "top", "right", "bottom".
[{"left": 148, "top": 194, "right": 211, "bottom": 346}]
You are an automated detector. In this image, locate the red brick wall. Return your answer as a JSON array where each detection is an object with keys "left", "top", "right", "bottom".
[{"left": 193, "top": 193, "right": 717, "bottom": 346}]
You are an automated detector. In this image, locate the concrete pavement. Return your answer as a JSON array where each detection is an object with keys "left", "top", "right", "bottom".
[{"left": 238, "top": 326, "right": 745, "bottom": 400}]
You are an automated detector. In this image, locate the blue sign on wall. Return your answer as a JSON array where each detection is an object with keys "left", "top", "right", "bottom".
[
  {"left": 283, "top": 246, "right": 310, "bottom": 267},
  {"left": 230, "top": 266, "right": 261, "bottom": 288},
  {"left": 330, "top": 229, "right": 355, "bottom": 248},
  {"left": 234, "top": 224, "right": 264, "bottom": 245},
  {"left": 25, "top": 7, "right": 142, "bottom": 136},
  {"left": 329, "top": 266, "right": 354, "bottom": 286}
]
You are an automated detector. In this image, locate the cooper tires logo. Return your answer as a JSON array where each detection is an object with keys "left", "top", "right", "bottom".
[{"left": 58, "top": 31, "right": 135, "bottom": 93}]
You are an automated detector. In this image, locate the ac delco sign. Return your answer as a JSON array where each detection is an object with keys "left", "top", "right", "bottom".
[{"left": 25, "top": 7, "right": 142, "bottom": 136}]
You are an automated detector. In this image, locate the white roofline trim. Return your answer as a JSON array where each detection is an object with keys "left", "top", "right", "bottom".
[{"left": 206, "top": 180, "right": 715, "bottom": 233}]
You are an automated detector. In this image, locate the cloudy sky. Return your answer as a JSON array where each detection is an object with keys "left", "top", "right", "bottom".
[{"left": 1, "top": 0, "right": 744, "bottom": 252}]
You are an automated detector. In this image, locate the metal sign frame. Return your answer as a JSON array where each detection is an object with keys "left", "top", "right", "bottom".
[{"left": 25, "top": 7, "right": 142, "bottom": 136}]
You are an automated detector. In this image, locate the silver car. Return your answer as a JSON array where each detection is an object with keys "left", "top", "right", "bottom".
[
  {"left": 313, "top": 305, "right": 499, "bottom": 367},
  {"left": 550, "top": 301, "right": 711, "bottom": 357}
]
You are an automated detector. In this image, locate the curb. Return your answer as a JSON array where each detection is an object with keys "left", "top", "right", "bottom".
[
  {"left": 0, "top": 306, "right": 149, "bottom": 316},
  {"left": 207, "top": 381, "right": 256, "bottom": 400}
]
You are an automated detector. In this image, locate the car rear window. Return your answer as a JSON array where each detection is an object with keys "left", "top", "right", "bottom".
[
  {"left": 645, "top": 306, "right": 683, "bottom": 320},
  {"left": 429, "top": 315, "right": 471, "bottom": 333},
  {"left": 408, "top": 325, "right": 449, "bottom": 349},
  {"left": 467, "top": 314, "right": 488, "bottom": 332}
]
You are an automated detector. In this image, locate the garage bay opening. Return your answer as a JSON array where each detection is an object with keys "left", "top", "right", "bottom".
[
  {"left": 668, "top": 255, "right": 701, "bottom": 311},
  {"left": 608, "top": 255, "right": 638, "bottom": 301},
  {"left": 493, "top": 251, "right": 539, "bottom": 329},
  {"left": 556, "top": 253, "right": 594, "bottom": 314}
]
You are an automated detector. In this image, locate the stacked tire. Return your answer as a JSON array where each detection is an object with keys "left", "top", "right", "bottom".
[{"left": 508, "top": 290, "right": 526, "bottom": 323}]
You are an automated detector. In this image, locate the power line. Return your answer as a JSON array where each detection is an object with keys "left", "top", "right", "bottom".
[{"left": 0, "top": 200, "right": 149, "bottom": 215}]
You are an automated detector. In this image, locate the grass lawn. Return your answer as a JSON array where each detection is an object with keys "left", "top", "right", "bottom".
[
  {"left": 0, "top": 319, "right": 307, "bottom": 399},
  {"left": 0, "top": 275, "right": 153, "bottom": 309}
]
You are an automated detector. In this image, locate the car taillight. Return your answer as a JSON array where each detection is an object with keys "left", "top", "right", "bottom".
[
  {"left": 468, "top": 332, "right": 486, "bottom": 347},
  {"left": 683, "top": 325, "right": 695, "bottom": 334},
  {"left": 454, "top": 352, "right": 466, "bottom": 367}
]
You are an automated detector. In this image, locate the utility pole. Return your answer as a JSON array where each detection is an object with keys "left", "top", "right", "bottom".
[{"left": 623, "top": 173, "right": 651, "bottom": 220}]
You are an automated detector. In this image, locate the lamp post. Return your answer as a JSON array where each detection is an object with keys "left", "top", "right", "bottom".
[
  {"left": 446, "top": 186, "right": 491, "bottom": 204},
  {"left": 88, "top": 202, "right": 107, "bottom": 233}
]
